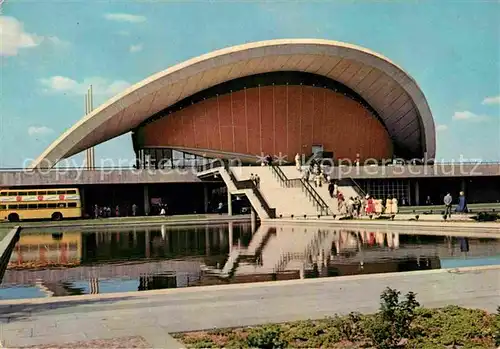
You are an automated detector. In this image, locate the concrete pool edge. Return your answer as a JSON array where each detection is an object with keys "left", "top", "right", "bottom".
[
  {"left": 1, "top": 264, "right": 499, "bottom": 307},
  {"left": 0, "top": 214, "right": 251, "bottom": 230}
]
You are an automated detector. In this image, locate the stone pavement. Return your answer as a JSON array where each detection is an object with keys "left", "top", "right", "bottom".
[{"left": 1, "top": 265, "right": 499, "bottom": 348}]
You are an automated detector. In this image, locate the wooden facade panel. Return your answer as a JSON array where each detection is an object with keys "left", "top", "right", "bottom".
[
  {"left": 301, "top": 86, "right": 314, "bottom": 151},
  {"left": 245, "top": 88, "right": 261, "bottom": 155},
  {"left": 205, "top": 98, "right": 221, "bottom": 150},
  {"left": 287, "top": 86, "right": 302, "bottom": 155},
  {"left": 139, "top": 85, "right": 393, "bottom": 161},
  {"left": 260, "top": 86, "right": 274, "bottom": 155},
  {"left": 273, "top": 86, "right": 288, "bottom": 157}
]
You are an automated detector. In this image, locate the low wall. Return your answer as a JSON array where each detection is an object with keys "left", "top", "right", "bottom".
[{"left": 0, "top": 226, "right": 20, "bottom": 283}]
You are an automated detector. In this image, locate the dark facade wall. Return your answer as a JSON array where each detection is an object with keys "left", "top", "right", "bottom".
[{"left": 138, "top": 85, "right": 393, "bottom": 161}]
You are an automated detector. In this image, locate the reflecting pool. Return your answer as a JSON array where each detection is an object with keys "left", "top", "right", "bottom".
[{"left": 1, "top": 223, "right": 499, "bottom": 300}]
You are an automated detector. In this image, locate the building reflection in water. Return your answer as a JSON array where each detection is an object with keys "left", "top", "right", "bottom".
[{"left": 2, "top": 222, "right": 498, "bottom": 299}]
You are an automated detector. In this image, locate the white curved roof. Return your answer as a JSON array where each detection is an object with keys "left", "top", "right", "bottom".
[{"left": 31, "top": 39, "right": 435, "bottom": 168}]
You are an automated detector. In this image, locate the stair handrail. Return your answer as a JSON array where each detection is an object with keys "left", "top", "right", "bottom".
[
  {"left": 270, "top": 165, "right": 330, "bottom": 215},
  {"left": 299, "top": 178, "right": 330, "bottom": 215},
  {"left": 227, "top": 169, "right": 276, "bottom": 218},
  {"left": 269, "top": 165, "right": 288, "bottom": 187},
  {"left": 348, "top": 177, "right": 366, "bottom": 198}
]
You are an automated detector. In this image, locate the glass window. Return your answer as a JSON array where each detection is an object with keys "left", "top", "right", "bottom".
[
  {"left": 57, "top": 190, "right": 66, "bottom": 195},
  {"left": 18, "top": 192, "right": 27, "bottom": 196},
  {"left": 48, "top": 191, "right": 57, "bottom": 195},
  {"left": 18, "top": 204, "right": 27, "bottom": 209},
  {"left": 38, "top": 203, "right": 47, "bottom": 209},
  {"left": 66, "top": 190, "right": 77, "bottom": 194},
  {"left": 58, "top": 203, "right": 66, "bottom": 208},
  {"left": 28, "top": 204, "right": 37, "bottom": 209},
  {"left": 8, "top": 205, "right": 18, "bottom": 209},
  {"left": 68, "top": 202, "right": 77, "bottom": 208},
  {"left": 0, "top": 205, "right": 6, "bottom": 209},
  {"left": 48, "top": 203, "right": 57, "bottom": 208},
  {"left": 0, "top": 192, "right": 7, "bottom": 196},
  {"left": 38, "top": 191, "right": 47, "bottom": 195},
  {"left": 28, "top": 191, "right": 36, "bottom": 196}
]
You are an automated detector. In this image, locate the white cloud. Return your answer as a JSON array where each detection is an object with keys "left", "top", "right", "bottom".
[
  {"left": 39, "top": 76, "right": 131, "bottom": 97},
  {"left": 104, "top": 13, "right": 146, "bottom": 23},
  {"left": 0, "top": 16, "right": 43, "bottom": 56},
  {"left": 129, "top": 44, "right": 143, "bottom": 53},
  {"left": 482, "top": 95, "right": 500, "bottom": 105},
  {"left": 436, "top": 124, "right": 448, "bottom": 132},
  {"left": 452, "top": 110, "right": 489, "bottom": 122},
  {"left": 28, "top": 126, "right": 54, "bottom": 137},
  {"left": 0, "top": 16, "right": 69, "bottom": 56}
]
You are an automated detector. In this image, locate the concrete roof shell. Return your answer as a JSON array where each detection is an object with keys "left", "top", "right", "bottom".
[{"left": 31, "top": 39, "right": 436, "bottom": 168}]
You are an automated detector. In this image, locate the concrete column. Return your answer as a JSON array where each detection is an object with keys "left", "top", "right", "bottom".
[
  {"left": 80, "top": 187, "right": 86, "bottom": 217},
  {"left": 251, "top": 208, "right": 257, "bottom": 232},
  {"left": 414, "top": 181, "right": 420, "bottom": 206},
  {"left": 205, "top": 226, "right": 211, "bottom": 256},
  {"left": 460, "top": 178, "right": 466, "bottom": 194},
  {"left": 143, "top": 185, "right": 150, "bottom": 215},
  {"left": 145, "top": 228, "right": 150, "bottom": 258},
  {"left": 228, "top": 222, "right": 233, "bottom": 254},
  {"left": 203, "top": 184, "right": 209, "bottom": 213},
  {"left": 227, "top": 190, "right": 232, "bottom": 216}
]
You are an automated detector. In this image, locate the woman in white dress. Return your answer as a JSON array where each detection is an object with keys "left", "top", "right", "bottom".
[
  {"left": 392, "top": 196, "right": 399, "bottom": 214},
  {"left": 375, "top": 198, "right": 383, "bottom": 216},
  {"left": 385, "top": 197, "right": 393, "bottom": 214},
  {"left": 295, "top": 153, "right": 301, "bottom": 171}
]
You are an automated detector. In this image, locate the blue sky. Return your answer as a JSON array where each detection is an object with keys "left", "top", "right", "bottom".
[{"left": 1, "top": 0, "right": 499, "bottom": 167}]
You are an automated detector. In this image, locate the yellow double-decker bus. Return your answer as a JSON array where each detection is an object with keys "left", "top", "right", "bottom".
[{"left": 0, "top": 188, "right": 82, "bottom": 222}]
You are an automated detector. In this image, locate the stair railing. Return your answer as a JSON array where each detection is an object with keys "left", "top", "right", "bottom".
[
  {"left": 269, "top": 165, "right": 330, "bottom": 215},
  {"left": 227, "top": 169, "right": 276, "bottom": 218}
]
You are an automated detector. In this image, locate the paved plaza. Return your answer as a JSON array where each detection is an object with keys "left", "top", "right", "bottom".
[{"left": 0, "top": 265, "right": 499, "bottom": 348}]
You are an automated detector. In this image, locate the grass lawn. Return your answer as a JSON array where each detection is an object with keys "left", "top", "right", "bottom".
[{"left": 173, "top": 289, "right": 500, "bottom": 349}]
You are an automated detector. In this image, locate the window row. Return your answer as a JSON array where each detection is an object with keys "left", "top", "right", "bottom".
[
  {"left": 0, "top": 202, "right": 79, "bottom": 210},
  {"left": 0, "top": 190, "right": 77, "bottom": 197}
]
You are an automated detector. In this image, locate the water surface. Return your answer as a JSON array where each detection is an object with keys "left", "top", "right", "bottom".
[{"left": 1, "top": 223, "right": 499, "bottom": 300}]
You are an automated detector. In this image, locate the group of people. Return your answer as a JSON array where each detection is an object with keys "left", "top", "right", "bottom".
[
  {"left": 443, "top": 191, "right": 468, "bottom": 216},
  {"left": 249, "top": 173, "right": 261, "bottom": 188},
  {"left": 92, "top": 203, "right": 138, "bottom": 218}
]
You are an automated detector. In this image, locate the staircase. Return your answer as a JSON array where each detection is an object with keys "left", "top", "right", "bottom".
[
  {"left": 200, "top": 166, "right": 275, "bottom": 219},
  {"left": 231, "top": 166, "right": 320, "bottom": 217},
  {"left": 270, "top": 165, "right": 331, "bottom": 216},
  {"left": 280, "top": 166, "right": 365, "bottom": 213}
]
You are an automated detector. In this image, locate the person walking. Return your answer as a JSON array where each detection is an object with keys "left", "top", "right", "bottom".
[
  {"left": 456, "top": 191, "right": 468, "bottom": 214},
  {"left": 295, "top": 153, "right": 301, "bottom": 171},
  {"left": 444, "top": 193, "right": 453, "bottom": 217}
]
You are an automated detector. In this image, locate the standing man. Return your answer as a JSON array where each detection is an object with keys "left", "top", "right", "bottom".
[{"left": 443, "top": 192, "right": 453, "bottom": 217}]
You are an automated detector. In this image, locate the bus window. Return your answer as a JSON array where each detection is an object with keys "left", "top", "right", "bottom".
[
  {"left": 28, "top": 191, "right": 36, "bottom": 196},
  {"left": 48, "top": 191, "right": 57, "bottom": 195},
  {"left": 38, "top": 203, "right": 47, "bottom": 208},
  {"left": 18, "top": 192, "right": 27, "bottom": 196},
  {"left": 8, "top": 205, "right": 18, "bottom": 209},
  {"left": 0, "top": 205, "right": 6, "bottom": 209},
  {"left": 48, "top": 203, "right": 57, "bottom": 208},
  {"left": 0, "top": 192, "right": 7, "bottom": 196},
  {"left": 57, "top": 190, "right": 66, "bottom": 195},
  {"left": 28, "top": 204, "right": 37, "bottom": 209},
  {"left": 68, "top": 202, "right": 77, "bottom": 208},
  {"left": 67, "top": 190, "right": 77, "bottom": 194},
  {"left": 57, "top": 203, "right": 66, "bottom": 208},
  {"left": 18, "top": 204, "right": 27, "bottom": 209}
]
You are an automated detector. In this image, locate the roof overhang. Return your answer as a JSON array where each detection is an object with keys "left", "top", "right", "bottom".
[{"left": 30, "top": 39, "right": 435, "bottom": 169}]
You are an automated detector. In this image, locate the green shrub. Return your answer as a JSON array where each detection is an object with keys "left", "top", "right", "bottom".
[
  {"left": 246, "top": 324, "right": 287, "bottom": 349},
  {"left": 494, "top": 306, "right": 500, "bottom": 346},
  {"left": 366, "top": 287, "right": 420, "bottom": 349}
]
